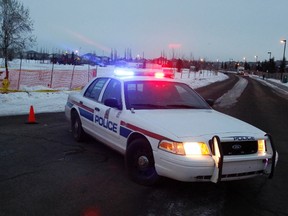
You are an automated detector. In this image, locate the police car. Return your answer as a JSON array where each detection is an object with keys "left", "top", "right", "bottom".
[{"left": 65, "top": 69, "right": 277, "bottom": 185}]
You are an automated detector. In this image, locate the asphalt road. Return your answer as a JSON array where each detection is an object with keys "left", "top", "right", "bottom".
[{"left": 0, "top": 75, "right": 287, "bottom": 216}]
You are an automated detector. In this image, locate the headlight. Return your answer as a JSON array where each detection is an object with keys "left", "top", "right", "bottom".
[
  {"left": 258, "top": 139, "right": 266, "bottom": 154},
  {"left": 158, "top": 141, "right": 185, "bottom": 155},
  {"left": 159, "top": 140, "right": 210, "bottom": 156},
  {"left": 184, "top": 142, "right": 210, "bottom": 155}
]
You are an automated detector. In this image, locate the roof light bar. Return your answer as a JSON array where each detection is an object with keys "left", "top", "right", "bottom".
[
  {"left": 114, "top": 69, "right": 134, "bottom": 76},
  {"left": 154, "top": 72, "right": 165, "bottom": 78}
]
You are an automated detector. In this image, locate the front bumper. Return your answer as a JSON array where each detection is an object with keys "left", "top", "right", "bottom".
[{"left": 154, "top": 135, "right": 277, "bottom": 183}]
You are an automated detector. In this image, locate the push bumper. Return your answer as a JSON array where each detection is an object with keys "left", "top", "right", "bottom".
[
  {"left": 210, "top": 135, "right": 277, "bottom": 183},
  {"left": 155, "top": 134, "right": 277, "bottom": 183}
]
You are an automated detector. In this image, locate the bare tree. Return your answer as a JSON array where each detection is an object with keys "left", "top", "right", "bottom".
[{"left": 0, "top": 0, "right": 36, "bottom": 80}]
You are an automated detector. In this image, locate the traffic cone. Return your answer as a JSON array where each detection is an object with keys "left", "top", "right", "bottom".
[{"left": 26, "top": 105, "right": 37, "bottom": 124}]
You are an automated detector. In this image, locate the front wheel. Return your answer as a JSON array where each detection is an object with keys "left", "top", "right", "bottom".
[{"left": 125, "top": 138, "right": 160, "bottom": 186}]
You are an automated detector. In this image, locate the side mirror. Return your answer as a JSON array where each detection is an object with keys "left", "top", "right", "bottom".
[
  {"left": 104, "top": 98, "right": 122, "bottom": 110},
  {"left": 206, "top": 99, "right": 214, "bottom": 107}
]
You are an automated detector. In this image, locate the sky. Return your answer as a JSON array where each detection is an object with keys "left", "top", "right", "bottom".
[{"left": 21, "top": 0, "right": 288, "bottom": 62}]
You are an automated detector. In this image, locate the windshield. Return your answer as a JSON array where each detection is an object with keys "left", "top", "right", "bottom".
[{"left": 124, "top": 81, "right": 211, "bottom": 110}]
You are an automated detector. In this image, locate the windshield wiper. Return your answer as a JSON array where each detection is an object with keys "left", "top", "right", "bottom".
[
  {"left": 130, "top": 103, "right": 199, "bottom": 109},
  {"left": 130, "top": 103, "right": 167, "bottom": 109},
  {"left": 165, "top": 104, "right": 198, "bottom": 109}
]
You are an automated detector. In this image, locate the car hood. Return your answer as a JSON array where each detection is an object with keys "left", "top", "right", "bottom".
[{"left": 132, "top": 109, "right": 264, "bottom": 140}]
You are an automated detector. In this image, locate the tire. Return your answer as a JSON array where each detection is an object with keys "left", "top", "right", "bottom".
[
  {"left": 125, "top": 138, "right": 160, "bottom": 186},
  {"left": 71, "top": 111, "right": 85, "bottom": 142}
]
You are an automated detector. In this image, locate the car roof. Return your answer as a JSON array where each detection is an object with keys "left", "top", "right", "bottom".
[{"left": 82, "top": 74, "right": 183, "bottom": 95}]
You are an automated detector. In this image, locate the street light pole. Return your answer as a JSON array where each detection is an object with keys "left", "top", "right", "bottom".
[
  {"left": 268, "top": 51, "right": 271, "bottom": 60},
  {"left": 255, "top": 55, "right": 258, "bottom": 72},
  {"left": 281, "top": 40, "right": 287, "bottom": 60},
  {"left": 281, "top": 39, "right": 286, "bottom": 73}
]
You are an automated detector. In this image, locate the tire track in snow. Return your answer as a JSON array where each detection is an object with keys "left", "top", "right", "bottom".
[{"left": 214, "top": 77, "right": 248, "bottom": 108}]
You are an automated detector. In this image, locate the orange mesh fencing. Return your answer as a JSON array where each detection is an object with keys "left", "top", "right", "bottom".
[{"left": 7, "top": 68, "right": 96, "bottom": 90}]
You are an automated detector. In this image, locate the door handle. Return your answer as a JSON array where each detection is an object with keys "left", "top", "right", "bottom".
[{"left": 95, "top": 107, "right": 100, "bottom": 111}]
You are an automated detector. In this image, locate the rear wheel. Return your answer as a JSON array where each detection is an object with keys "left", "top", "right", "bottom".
[
  {"left": 125, "top": 138, "right": 160, "bottom": 186},
  {"left": 71, "top": 111, "right": 85, "bottom": 142}
]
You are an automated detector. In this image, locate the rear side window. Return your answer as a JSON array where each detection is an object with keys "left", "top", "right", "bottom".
[{"left": 84, "top": 78, "right": 108, "bottom": 101}]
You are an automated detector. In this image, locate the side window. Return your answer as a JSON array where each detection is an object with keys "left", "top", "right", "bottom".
[
  {"left": 84, "top": 78, "right": 108, "bottom": 101},
  {"left": 101, "top": 79, "right": 122, "bottom": 104}
]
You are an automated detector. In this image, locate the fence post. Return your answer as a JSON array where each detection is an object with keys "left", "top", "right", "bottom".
[
  {"left": 17, "top": 58, "right": 23, "bottom": 90},
  {"left": 70, "top": 65, "right": 76, "bottom": 90},
  {"left": 50, "top": 63, "right": 54, "bottom": 88}
]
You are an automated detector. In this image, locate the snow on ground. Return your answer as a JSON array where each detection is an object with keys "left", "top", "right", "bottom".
[
  {"left": 215, "top": 77, "right": 248, "bottom": 108},
  {"left": 0, "top": 60, "right": 287, "bottom": 117}
]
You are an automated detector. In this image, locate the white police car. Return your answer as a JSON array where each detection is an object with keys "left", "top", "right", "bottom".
[{"left": 65, "top": 69, "right": 277, "bottom": 185}]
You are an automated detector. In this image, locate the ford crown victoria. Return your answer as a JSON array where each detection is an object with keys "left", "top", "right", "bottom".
[{"left": 65, "top": 70, "right": 277, "bottom": 185}]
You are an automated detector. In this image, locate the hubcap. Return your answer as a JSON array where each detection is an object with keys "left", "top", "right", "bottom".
[{"left": 138, "top": 156, "right": 149, "bottom": 168}]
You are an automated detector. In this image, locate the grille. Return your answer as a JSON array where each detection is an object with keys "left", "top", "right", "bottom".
[
  {"left": 221, "top": 141, "right": 258, "bottom": 155},
  {"left": 221, "top": 170, "right": 264, "bottom": 178},
  {"left": 195, "top": 170, "right": 264, "bottom": 180}
]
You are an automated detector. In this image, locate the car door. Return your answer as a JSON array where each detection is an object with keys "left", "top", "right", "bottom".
[
  {"left": 80, "top": 77, "right": 109, "bottom": 135},
  {"left": 93, "top": 78, "right": 123, "bottom": 148}
]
